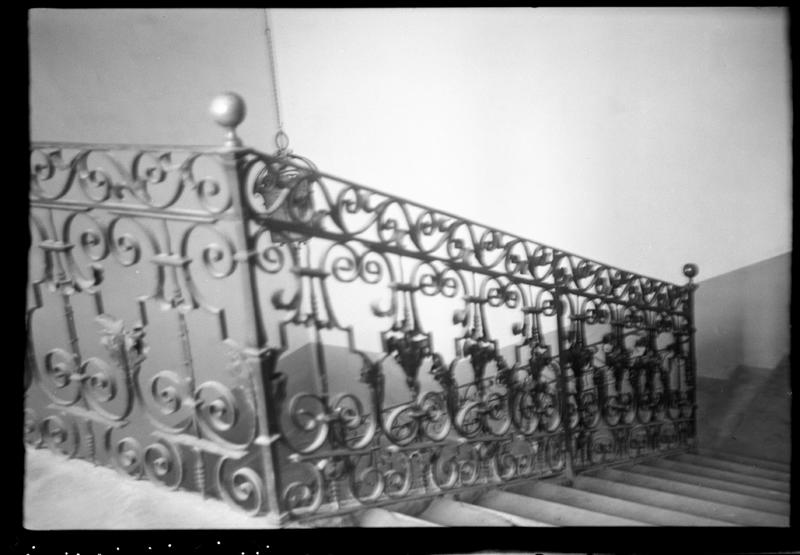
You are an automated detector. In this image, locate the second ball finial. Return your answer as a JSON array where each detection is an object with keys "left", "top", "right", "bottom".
[
  {"left": 682, "top": 263, "right": 699, "bottom": 280},
  {"left": 210, "top": 92, "right": 246, "bottom": 147}
]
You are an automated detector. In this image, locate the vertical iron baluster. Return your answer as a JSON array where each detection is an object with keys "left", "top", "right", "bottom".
[
  {"left": 160, "top": 216, "right": 208, "bottom": 495},
  {"left": 46, "top": 207, "right": 97, "bottom": 461},
  {"left": 194, "top": 447, "right": 207, "bottom": 499},
  {"left": 683, "top": 263, "right": 699, "bottom": 442},
  {"left": 553, "top": 286, "right": 574, "bottom": 480},
  {"left": 85, "top": 420, "right": 96, "bottom": 465},
  {"left": 306, "top": 245, "right": 331, "bottom": 406},
  {"left": 328, "top": 472, "right": 340, "bottom": 510}
]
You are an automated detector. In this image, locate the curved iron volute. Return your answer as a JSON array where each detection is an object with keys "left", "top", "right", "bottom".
[{"left": 252, "top": 153, "right": 317, "bottom": 245}]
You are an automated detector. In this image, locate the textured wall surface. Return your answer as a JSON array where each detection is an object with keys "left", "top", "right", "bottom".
[
  {"left": 695, "top": 251, "right": 790, "bottom": 380},
  {"left": 29, "top": 9, "right": 279, "bottom": 148},
  {"left": 696, "top": 356, "right": 790, "bottom": 462}
]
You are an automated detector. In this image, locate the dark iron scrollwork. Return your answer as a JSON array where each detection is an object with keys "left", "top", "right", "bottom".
[
  {"left": 450, "top": 291, "right": 512, "bottom": 439},
  {"left": 377, "top": 282, "right": 452, "bottom": 446},
  {"left": 252, "top": 151, "right": 317, "bottom": 244},
  {"left": 663, "top": 324, "right": 695, "bottom": 420},
  {"left": 598, "top": 317, "right": 637, "bottom": 427},
  {"left": 26, "top": 96, "right": 699, "bottom": 524},
  {"left": 563, "top": 300, "right": 606, "bottom": 430},
  {"left": 507, "top": 297, "right": 564, "bottom": 436}
]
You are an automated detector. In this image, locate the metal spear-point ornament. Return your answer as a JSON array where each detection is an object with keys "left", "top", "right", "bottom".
[{"left": 210, "top": 92, "right": 246, "bottom": 147}]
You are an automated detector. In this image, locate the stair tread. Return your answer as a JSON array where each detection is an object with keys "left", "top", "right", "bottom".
[
  {"left": 694, "top": 448, "right": 791, "bottom": 472},
  {"left": 639, "top": 458, "right": 790, "bottom": 492},
  {"left": 619, "top": 460, "right": 790, "bottom": 502},
  {"left": 478, "top": 489, "right": 648, "bottom": 526},
  {"left": 419, "top": 497, "right": 552, "bottom": 527},
  {"left": 506, "top": 479, "right": 731, "bottom": 526},
  {"left": 356, "top": 508, "right": 442, "bottom": 527},
  {"left": 671, "top": 453, "right": 790, "bottom": 482},
  {"left": 577, "top": 471, "right": 788, "bottom": 526},
  {"left": 613, "top": 464, "right": 790, "bottom": 515}
]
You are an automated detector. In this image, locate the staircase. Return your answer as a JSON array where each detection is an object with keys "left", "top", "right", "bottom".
[
  {"left": 25, "top": 446, "right": 790, "bottom": 528},
  {"left": 353, "top": 449, "right": 790, "bottom": 527}
]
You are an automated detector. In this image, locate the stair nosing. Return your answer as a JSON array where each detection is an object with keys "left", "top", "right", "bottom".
[
  {"left": 479, "top": 489, "right": 650, "bottom": 527},
  {"left": 575, "top": 472, "right": 789, "bottom": 527},
  {"left": 639, "top": 458, "right": 790, "bottom": 492},
  {"left": 670, "top": 453, "right": 790, "bottom": 481},
  {"left": 505, "top": 479, "right": 734, "bottom": 526},
  {"left": 608, "top": 464, "right": 791, "bottom": 515}
]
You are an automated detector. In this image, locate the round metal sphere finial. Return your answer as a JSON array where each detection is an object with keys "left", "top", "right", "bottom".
[
  {"left": 210, "top": 92, "right": 246, "bottom": 146},
  {"left": 682, "top": 263, "right": 699, "bottom": 280}
]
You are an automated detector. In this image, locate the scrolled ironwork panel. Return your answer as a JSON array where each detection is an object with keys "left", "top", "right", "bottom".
[
  {"left": 27, "top": 135, "right": 698, "bottom": 525},
  {"left": 561, "top": 287, "right": 696, "bottom": 472},
  {"left": 26, "top": 144, "right": 282, "bottom": 520}
]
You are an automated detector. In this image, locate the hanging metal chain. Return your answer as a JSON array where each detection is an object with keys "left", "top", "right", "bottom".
[{"left": 264, "top": 9, "right": 290, "bottom": 154}]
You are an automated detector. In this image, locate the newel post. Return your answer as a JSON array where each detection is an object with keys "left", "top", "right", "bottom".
[
  {"left": 211, "top": 92, "right": 287, "bottom": 524},
  {"left": 682, "top": 262, "right": 699, "bottom": 443}
]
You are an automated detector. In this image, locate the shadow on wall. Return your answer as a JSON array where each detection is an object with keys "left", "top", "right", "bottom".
[
  {"left": 696, "top": 356, "right": 790, "bottom": 462},
  {"left": 692, "top": 251, "right": 791, "bottom": 462},
  {"left": 694, "top": 251, "right": 790, "bottom": 381}
]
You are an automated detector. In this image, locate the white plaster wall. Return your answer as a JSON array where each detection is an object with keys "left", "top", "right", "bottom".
[
  {"left": 269, "top": 7, "right": 791, "bottom": 284},
  {"left": 695, "top": 251, "right": 791, "bottom": 379},
  {"left": 30, "top": 8, "right": 791, "bottom": 284},
  {"left": 29, "top": 9, "right": 279, "bottom": 147},
  {"left": 29, "top": 8, "right": 791, "bottom": 371}
]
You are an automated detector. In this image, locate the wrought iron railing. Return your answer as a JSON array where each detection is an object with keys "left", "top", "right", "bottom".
[{"left": 25, "top": 92, "right": 699, "bottom": 525}]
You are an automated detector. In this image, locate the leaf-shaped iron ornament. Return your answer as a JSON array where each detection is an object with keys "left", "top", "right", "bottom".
[{"left": 253, "top": 153, "right": 317, "bottom": 244}]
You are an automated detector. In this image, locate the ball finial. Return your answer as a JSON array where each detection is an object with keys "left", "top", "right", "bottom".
[
  {"left": 210, "top": 92, "right": 246, "bottom": 146},
  {"left": 682, "top": 263, "right": 699, "bottom": 280}
]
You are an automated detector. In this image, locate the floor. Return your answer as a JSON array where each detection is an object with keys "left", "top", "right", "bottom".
[{"left": 23, "top": 447, "right": 276, "bottom": 530}]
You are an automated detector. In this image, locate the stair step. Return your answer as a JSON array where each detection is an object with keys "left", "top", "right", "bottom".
[
  {"left": 670, "top": 453, "right": 790, "bottom": 482},
  {"left": 356, "top": 508, "right": 442, "bottom": 527},
  {"left": 418, "top": 497, "right": 552, "bottom": 527},
  {"left": 505, "top": 480, "right": 731, "bottom": 526},
  {"left": 478, "top": 489, "right": 648, "bottom": 526},
  {"left": 639, "top": 458, "right": 789, "bottom": 493},
  {"left": 576, "top": 471, "right": 788, "bottom": 526},
  {"left": 619, "top": 462, "right": 789, "bottom": 504},
  {"left": 611, "top": 464, "right": 790, "bottom": 515},
  {"left": 693, "top": 448, "right": 791, "bottom": 473}
]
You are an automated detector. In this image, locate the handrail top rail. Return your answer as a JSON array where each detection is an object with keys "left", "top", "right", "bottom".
[
  {"left": 30, "top": 140, "right": 690, "bottom": 292},
  {"left": 240, "top": 148, "right": 690, "bottom": 291},
  {"left": 31, "top": 141, "right": 224, "bottom": 152}
]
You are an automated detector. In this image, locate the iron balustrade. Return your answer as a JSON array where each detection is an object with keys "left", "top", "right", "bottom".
[{"left": 25, "top": 93, "right": 699, "bottom": 525}]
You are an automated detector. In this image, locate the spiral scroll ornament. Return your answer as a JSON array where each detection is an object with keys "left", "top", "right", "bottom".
[
  {"left": 217, "top": 459, "right": 265, "bottom": 515},
  {"left": 143, "top": 440, "right": 183, "bottom": 490},
  {"left": 41, "top": 415, "right": 80, "bottom": 458},
  {"left": 24, "top": 409, "right": 42, "bottom": 447},
  {"left": 110, "top": 436, "right": 144, "bottom": 478}
]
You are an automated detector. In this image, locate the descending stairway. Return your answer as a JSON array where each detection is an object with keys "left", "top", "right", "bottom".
[
  {"left": 24, "top": 445, "right": 789, "bottom": 528},
  {"left": 354, "top": 449, "right": 790, "bottom": 527}
]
